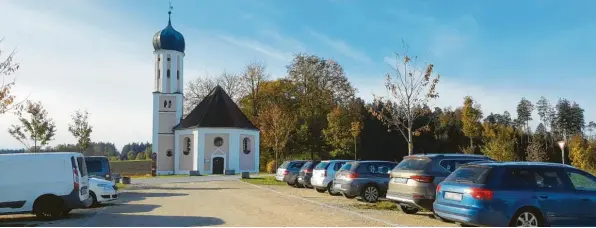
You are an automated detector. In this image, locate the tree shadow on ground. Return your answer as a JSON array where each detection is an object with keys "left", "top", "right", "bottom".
[{"left": 78, "top": 213, "right": 225, "bottom": 227}]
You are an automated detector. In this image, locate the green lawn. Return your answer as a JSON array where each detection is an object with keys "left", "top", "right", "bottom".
[
  {"left": 116, "top": 182, "right": 127, "bottom": 189},
  {"left": 240, "top": 176, "right": 286, "bottom": 186}
]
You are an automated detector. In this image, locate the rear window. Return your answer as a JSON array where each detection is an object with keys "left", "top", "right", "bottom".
[
  {"left": 315, "top": 161, "right": 330, "bottom": 170},
  {"left": 393, "top": 158, "right": 430, "bottom": 171},
  {"left": 339, "top": 162, "right": 354, "bottom": 171},
  {"left": 290, "top": 162, "right": 305, "bottom": 169},
  {"left": 440, "top": 159, "right": 483, "bottom": 172},
  {"left": 279, "top": 161, "right": 290, "bottom": 168},
  {"left": 300, "top": 162, "right": 313, "bottom": 171},
  {"left": 334, "top": 162, "right": 347, "bottom": 171},
  {"left": 76, "top": 157, "right": 88, "bottom": 177},
  {"left": 86, "top": 160, "right": 104, "bottom": 173},
  {"left": 445, "top": 166, "right": 491, "bottom": 184}
]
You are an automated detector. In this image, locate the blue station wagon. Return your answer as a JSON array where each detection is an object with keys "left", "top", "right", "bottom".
[{"left": 434, "top": 162, "right": 596, "bottom": 227}]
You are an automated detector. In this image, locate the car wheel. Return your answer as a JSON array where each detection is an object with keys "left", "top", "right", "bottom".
[
  {"left": 400, "top": 205, "right": 420, "bottom": 214},
  {"left": 62, "top": 209, "right": 72, "bottom": 217},
  {"left": 90, "top": 191, "right": 99, "bottom": 207},
  {"left": 509, "top": 208, "right": 543, "bottom": 227},
  {"left": 315, "top": 188, "right": 326, "bottom": 193},
  {"left": 327, "top": 182, "right": 341, "bottom": 196},
  {"left": 343, "top": 193, "right": 357, "bottom": 199},
  {"left": 361, "top": 185, "right": 380, "bottom": 203},
  {"left": 286, "top": 182, "right": 293, "bottom": 186},
  {"left": 33, "top": 195, "right": 65, "bottom": 220}
]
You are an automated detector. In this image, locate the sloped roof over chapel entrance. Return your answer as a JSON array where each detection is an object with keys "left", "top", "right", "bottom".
[{"left": 175, "top": 85, "right": 258, "bottom": 130}]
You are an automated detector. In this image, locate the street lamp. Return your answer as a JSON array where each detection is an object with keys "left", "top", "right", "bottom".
[{"left": 558, "top": 140, "right": 566, "bottom": 164}]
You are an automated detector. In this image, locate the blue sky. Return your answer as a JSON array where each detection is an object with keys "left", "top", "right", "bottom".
[{"left": 1, "top": 0, "right": 595, "bottom": 149}]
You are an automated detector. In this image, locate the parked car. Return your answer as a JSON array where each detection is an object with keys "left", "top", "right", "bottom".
[
  {"left": 386, "top": 154, "right": 493, "bottom": 214},
  {"left": 85, "top": 156, "right": 113, "bottom": 182},
  {"left": 295, "top": 160, "right": 321, "bottom": 188},
  {"left": 0, "top": 152, "right": 92, "bottom": 219},
  {"left": 282, "top": 160, "right": 308, "bottom": 187},
  {"left": 434, "top": 162, "right": 596, "bottom": 227},
  {"left": 332, "top": 161, "right": 398, "bottom": 202},
  {"left": 275, "top": 160, "right": 306, "bottom": 182},
  {"left": 88, "top": 177, "right": 118, "bottom": 206},
  {"left": 311, "top": 160, "right": 352, "bottom": 195}
]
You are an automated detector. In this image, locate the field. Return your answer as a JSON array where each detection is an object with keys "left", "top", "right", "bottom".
[{"left": 110, "top": 160, "right": 152, "bottom": 175}]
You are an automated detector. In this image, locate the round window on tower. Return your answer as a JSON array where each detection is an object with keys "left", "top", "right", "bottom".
[{"left": 214, "top": 137, "right": 224, "bottom": 147}]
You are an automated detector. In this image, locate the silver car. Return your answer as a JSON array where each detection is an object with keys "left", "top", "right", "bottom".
[
  {"left": 332, "top": 161, "right": 397, "bottom": 202},
  {"left": 385, "top": 154, "right": 493, "bottom": 214}
]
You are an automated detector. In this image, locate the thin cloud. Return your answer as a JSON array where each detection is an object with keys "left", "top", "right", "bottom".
[
  {"left": 306, "top": 28, "right": 372, "bottom": 63},
  {"left": 218, "top": 35, "right": 293, "bottom": 62}
]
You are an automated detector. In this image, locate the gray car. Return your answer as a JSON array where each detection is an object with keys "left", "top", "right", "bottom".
[
  {"left": 385, "top": 154, "right": 493, "bottom": 214},
  {"left": 332, "top": 161, "right": 398, "bottom": 203}
]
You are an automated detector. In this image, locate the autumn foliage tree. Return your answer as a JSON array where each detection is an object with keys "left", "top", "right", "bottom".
[
  {"left": 481, "top": 122, "right": 517, "bottom": 161},
  {"left": 259, "top": 104, "right": 296, "bottom": 169},
  {"left": 461, "top": 96, "right": 483, "bottom": 153},
  {"left": 0, "top": 38, "right": 24, "bottom": 116},
  {"left": 370, "top": 49, "right": 440, "bottom": 155}
]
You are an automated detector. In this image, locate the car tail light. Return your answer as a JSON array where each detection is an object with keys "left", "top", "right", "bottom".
[
  {"left": 323, "top": 170, "right": 327, "bottom": 177},
  {"left": 410, "top": 175, "right": 434, "bottom": 183},
  {"left": 346, "top": 173, "right": 359, "bottom": 179},
  {"left": 304, "top": 169, "right": 312, "bottom": 173},
  {"left": 72, "top": 168, "right": 80, "bottom": 190},
  {"left": 469, "top": 188, "right": 493, "bottom": 200},
  {"left": 436, "top": 183, "right": 441, "bottom": 193},
  {"left": 283, "top": 170, "right": 289, "bottom": 175}
]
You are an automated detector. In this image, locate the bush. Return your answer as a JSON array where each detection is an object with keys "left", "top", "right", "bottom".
[{"left": 266, "top": 160, "right": 277, "bottom": 173}]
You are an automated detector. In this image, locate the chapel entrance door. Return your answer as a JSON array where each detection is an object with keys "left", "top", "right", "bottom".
[{"left": 213, "top": 157, "right": 224, "bottom": 174}]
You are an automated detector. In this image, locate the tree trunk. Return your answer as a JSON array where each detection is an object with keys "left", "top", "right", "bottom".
[
  {"left": 34, "top": 139, "right": 37, "bottom": 153},
  {"left": 470, "top": 137, "right": 474, "bottom": 154},
  {"left": 354, "top": 136, "right": 357, "bottom": 160},
  {"left": 407, "top": 127, "right": 413, "bottom": 155}
]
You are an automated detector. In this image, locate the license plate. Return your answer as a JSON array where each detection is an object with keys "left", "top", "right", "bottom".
[
  {"left": 392, "top": 177, "right": 407, "bottom": 184},
  {"left": 334, "top": 183, "right": 342, "bottom": 189},
  {"left": 444, "top": 192, "right": 463, "bottom": 201}
]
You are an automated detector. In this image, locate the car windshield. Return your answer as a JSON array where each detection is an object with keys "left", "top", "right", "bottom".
[
  {"left": 393, "top": 158, "right": 430, "bottom": 171},
  {"left": 86, "top": 160, "right": 103, "bottom": 173},
  {"left": 315, "top": 161, "right": 329, "bottom": 170},
  {"left": 445, "top": 165, "right": 492, "bottom": 184}
]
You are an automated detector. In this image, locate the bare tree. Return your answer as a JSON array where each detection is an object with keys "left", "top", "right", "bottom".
[
  {"left": 370, "top": 46, "right": 440, "bottom": 155},
  {"left": 216, "top": 71, "right": 243, "bottom": 103},
  {"left": 240, "top": 62, "right": 269, "bottom": 119},
  {"left": 183, "top": 74, "right": 217, "bottom": 116}
]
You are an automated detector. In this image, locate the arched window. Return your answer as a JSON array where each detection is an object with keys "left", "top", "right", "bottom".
[
  {"left": 167, "top": 100, "right": 172, "bottom": 108},
  {"left": 177, "top": 70, "right": 180, "bottom": 80},
  {"left": 183, "top": 137, "right": 191, "bottom": 155},
  {"left": 167, "top": 69, "right": 171, "bottom": 78},
  {"left": 163, "top": 100, "right": 167, "bottom": 108},
  {"left": 243, "top": 138, "right": 251, "bottom": 154}
]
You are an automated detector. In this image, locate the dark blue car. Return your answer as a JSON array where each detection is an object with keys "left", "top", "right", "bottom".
[{"left": 434, "top": 162, "right": 596, "bottom": 227}]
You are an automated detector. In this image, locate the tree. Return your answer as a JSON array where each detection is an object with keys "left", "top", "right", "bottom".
[
  {"left": 8, "top": 101, "right": 56, "bottom": 152},
  {"left": 526, "top": 134, "right": 548, "bottom": 162},
  {"left": 68, "top": 110, "right": 93, "bottom": 152},
  {"left": 516, "top": 97, "right": 534, "bottom": 134},
  {"left": 370, "top": 49, "right": 440, "bottom": 155},
  {"left": 556, "top": 99, "right": 585, "bottom": 141},
  {"left": 587, "top": 121, "right": 596, "bottom": 140},
  {"left": 259, "top": 104, "right": 296, "bottom": 169},
  {"left": 240, "top": 62, "right": 269, "bottom": 120},
  {"left": 135, "top": 151, "right": 146, "bottom": 160},
  {"left": 461, "top": 96, "right": 483, "bottom": 153},
  {"left": 216, "top": 71, "right": 243, "bottom": 103},
  {"left": 183, "top": 74, "right": 217, "bottom": 116},
  {"left": 351, "top": 121, "right": 362, "bottom": 160},
  {"left": 482, "top": 123, "right": 517, "bottom": 161},
  {"left": 568, "top": 134, "right": 594, "bottom": 172},
  {"left": 127, "top": 150, "right": 136, "bottom": 160},
  {"left": 323, "top": 106, "right": 353, "bottom": 158},
  {"left": 0, "top": 38, "right": 24, "bottom": 116}
]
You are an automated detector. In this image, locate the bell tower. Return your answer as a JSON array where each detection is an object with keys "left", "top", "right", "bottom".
[{"left": 151, "top": 5, "right": 185, "bottom": 175}]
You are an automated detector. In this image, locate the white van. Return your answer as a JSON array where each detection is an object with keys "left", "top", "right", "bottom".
[{"left": 0, "top": 152, "right": 93, "bottom": 219}]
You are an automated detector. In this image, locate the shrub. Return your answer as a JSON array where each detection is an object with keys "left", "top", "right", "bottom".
[{"left": 266, "top": 160, "right": 277, "bottom": 173}]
